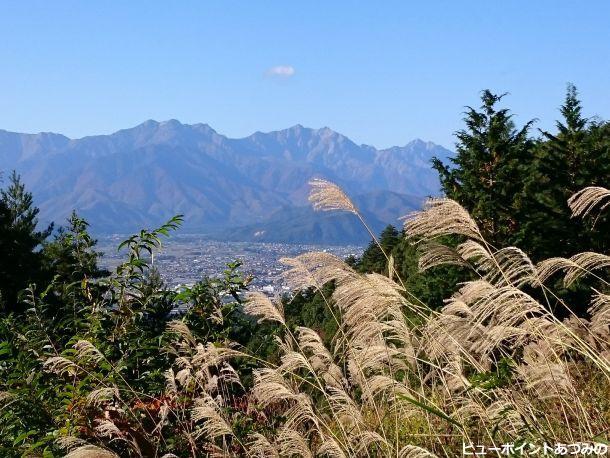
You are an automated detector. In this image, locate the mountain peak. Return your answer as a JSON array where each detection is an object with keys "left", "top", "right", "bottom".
[
  {"left": 139, "top": 119, "right": 160, "bottom": 127},
  {"left": 1, "top": 120, "right": 450, "bottom": 235},
  {"left": 114, "top": 119, "right": 220, "bottom": 141},
  {"left": 317, "top": 126, "right": 338, "bottom": 136},
  {"left": 159, "top": 118, "right": 182, "bottom": 127},
  {"left": 283, "top": 124, "right": 309, "bottom": 136},
  {"left": 404, "top": 138, "right": 441, "bottom": 150},
  {"left": 191, "top": 122, "right": 216, "bottom": 132}
]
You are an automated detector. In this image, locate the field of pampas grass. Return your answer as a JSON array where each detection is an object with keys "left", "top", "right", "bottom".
[{"left": 50, "top": 181, "right": 610, "bottom": 457}]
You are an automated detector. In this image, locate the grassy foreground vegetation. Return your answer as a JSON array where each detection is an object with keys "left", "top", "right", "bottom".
[{"left": 0, "top": 87, "right": 609, "bottom": 457}]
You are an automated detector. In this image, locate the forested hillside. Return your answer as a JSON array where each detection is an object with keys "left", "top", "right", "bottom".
[{"left": 1, "top": 86, "right": 609, "bottom": 457}]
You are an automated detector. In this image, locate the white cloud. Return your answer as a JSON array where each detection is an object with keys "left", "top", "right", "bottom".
[{"left": 265, "top": 65, "right": 295, "bottom": 78}]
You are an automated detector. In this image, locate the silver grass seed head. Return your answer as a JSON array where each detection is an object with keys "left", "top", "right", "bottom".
[
  {"left": 191, "top": 395, "right": 234, "bottom": 440},
  {"left": 308, "top": 178, "right": 358, "bottom": 214},
  {"left": 317, "top": 435, "right": 347, "bottom": 458},
  {"left": 244, "top": 291, "right": 285, "bottom": 325},
  {"left": 252, "top": 368, "right": 299, "bottom": 408},
  {"left": 276, "top": 427, "right": 314, "bottom": 458},
  {"left": 247, "top": 433, "right": 280, "bottom": 458},
  {"left": 398, "top": 445, "right": 439, "bottom": 458},
  {"left": 86, "top": 387, "right": 119, "bottom": 407},
  {"left": 565, "top": 252, "right": 610, "bottom": 286},
  {"left": 280, "top": 252, "right": 356, "bottom": 291},
  {"left": 568, "top": 186, "right": 610, "bottom": 219},
  {"left": 403, "top": 198, "right": 483, "bottom": 242},
  {"left": 74, "top": 340, "right": 105, "bottom": 364},
  {"left": 474, "top": 246, "right": 537, "bottom": 287},
  {"left": 94, "top": 419, "right": 123, "bottom": 438},
  {"left": 167, "top": 320, "right": 196, "bottom": 347},
  {"left": 43, "top": 356, "right": 78, "bottom": 376},
  {"left": 418, "top": 242, "right": 468, "bottom": 272},
  {"left": 350, "top": 431, "right": 389, "bottom": 456}
]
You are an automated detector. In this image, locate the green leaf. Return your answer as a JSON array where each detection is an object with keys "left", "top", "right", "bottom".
[{"left": 12, "top": 429, "right": 37, "bottom": 446}]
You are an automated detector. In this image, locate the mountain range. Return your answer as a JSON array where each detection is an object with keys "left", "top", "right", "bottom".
[{"left": 0, "top": 120, "right": 452, "bottom": 244}]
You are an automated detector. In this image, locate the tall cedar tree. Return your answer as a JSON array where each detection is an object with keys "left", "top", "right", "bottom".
[
  {"left": 0, "top": 171, "right": 53, "bottom": 313},
  {"left": 518, "top": 84, "right": 610, "bottom": 260},
  {"left": 432, "top": 91, "right": 535, "bottom": 247}
]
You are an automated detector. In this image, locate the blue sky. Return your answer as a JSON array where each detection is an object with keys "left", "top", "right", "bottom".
[{"left": 0, "top": 1, "right": 609, "bottom": 149}]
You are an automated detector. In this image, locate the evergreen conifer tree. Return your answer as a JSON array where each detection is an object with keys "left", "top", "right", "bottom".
[
  {"left": 432, "top": 91, "right": 535, "bottom": 246},
  {"left": 518, "top": 84, "right": 610, "bottom": 260},
  {"left": 0, "top": 172, "right": 53, "bottom": 313}
]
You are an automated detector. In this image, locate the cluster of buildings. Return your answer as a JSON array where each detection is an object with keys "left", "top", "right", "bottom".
[{"left": 97, "top": 235, "right": 363, "bottom": 296}]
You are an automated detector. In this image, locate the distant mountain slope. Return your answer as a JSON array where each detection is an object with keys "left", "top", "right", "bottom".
[
  {"left": 0, "top": 120, "right": 452, "bottom": 237},
  {"left": 220, "top": 191, "right": 423, "bottom": 244}
]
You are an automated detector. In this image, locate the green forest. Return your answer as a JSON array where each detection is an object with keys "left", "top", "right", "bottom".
[{"left": 1, "top": 86, "right": 609, "bottom": 457}]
